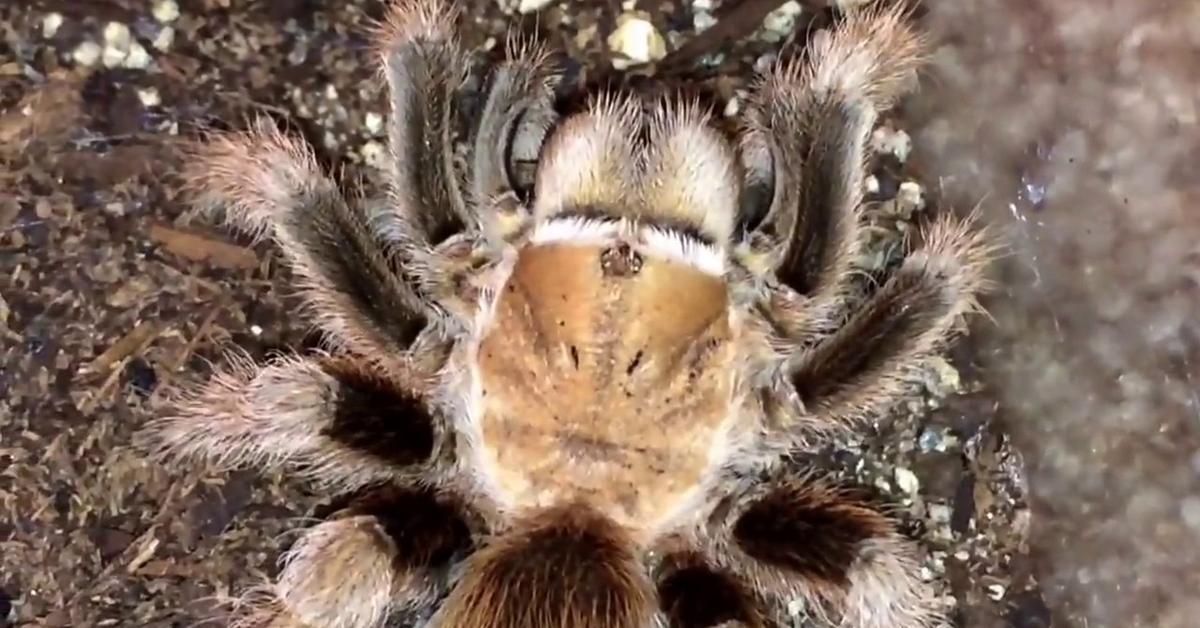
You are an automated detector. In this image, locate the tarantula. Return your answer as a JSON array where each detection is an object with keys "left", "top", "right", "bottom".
[{"left": 143, "top": 0, "right": 992, "bottom": 626}]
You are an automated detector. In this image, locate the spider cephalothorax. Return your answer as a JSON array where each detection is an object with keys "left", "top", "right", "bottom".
[{"left": 143, "top": 0, "right": 993, "bottom": 626}]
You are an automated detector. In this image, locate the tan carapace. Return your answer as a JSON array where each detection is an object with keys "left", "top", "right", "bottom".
[{"left": 479, "top": 234, "right": 735, "bottom": 530}]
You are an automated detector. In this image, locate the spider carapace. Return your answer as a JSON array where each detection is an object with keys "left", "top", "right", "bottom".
[{"left": 479, "top": 233, "right": 735, "bottom": 529}]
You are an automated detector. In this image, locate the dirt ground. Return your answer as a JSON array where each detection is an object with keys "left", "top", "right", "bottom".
[{"left": 0, "top": 0, "right": 1046, "bottom": 626}]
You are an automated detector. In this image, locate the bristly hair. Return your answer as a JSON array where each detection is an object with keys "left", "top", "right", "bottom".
[
  {"left": 714, "top": 472, "right": 944, "bottom": 628},
  {"left": 139, "top": 349, "right": 442, "bottom": 493},
  {"left": 180, "top": 117, "right": 320, "bottom": 244},
  {"left": 369, "top": 0, "right": 463, "bottom": 67},
  {"left": 763, "top": 0, "right": 928, "bottom": 114},
  {"left": 371, "top": 0, "right": 474, "bottom": 246},
  {"left": 532, "top": 92, "right": 642, "bottom": 220},
  {"left": 641, "top": 97, "right": 742, "bottom": 246},
  {"left": 181, "top": 118, "right": 437, "bottom": 359},
  {"left": 435, "top": 504, "right": 655, "bottom": 628},
  {"left": 783, "top": 209, "right": 998, "bottom": 441}
]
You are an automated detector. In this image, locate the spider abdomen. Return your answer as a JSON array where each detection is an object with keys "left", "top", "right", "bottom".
[{"left": 476, "top": 240, "right": 737, "bottom": 530}]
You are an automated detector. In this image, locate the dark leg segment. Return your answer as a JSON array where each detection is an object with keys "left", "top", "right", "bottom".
[
  {"left": 230, "top": 487, "right": 474, "bottom": 628},
  {"left": 141, "top": 351, "right": 441, "bottom": 491},
  {"left": 709, "top": 472, "right": 941, "bottom": 628}
]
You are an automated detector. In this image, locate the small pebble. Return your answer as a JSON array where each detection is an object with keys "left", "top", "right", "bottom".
[
  {"left": 760, "top": 1, "right": 803, "bottom": 43},
  {"left": 753, "top": 52, "right": 776, "bottom": 74},
  {"left": 361, "top": 140, "right": 387, "bottom": 170},
  {"left": 137, "top": 87, "right": 161, "bottom": 107},
  {"left": 152, "top": 0, "right": 181, "bottom": 23},
  {"left": 123, "top": 41, "right": 152, "bottom": 69},
  {"left": 42, "top": 13, "right": 63, "bottom": 38},
  {"left": 872, "top": 126, "right": 913, "bottom": 162},
  {"left": 693, "top": 11, "right": 717, "bottom": 33},
  {"left": 517, "top": 0, "right": 554, "bottom": 14},
  {"left": 364, "top": 112, "right": 384, "bottom": 135},
  {"left": 323, "top": 131, "right": 340, "bottom": 150},
  {"left": 896, "top": 180, "right": 926, "bottom": 213},
  {"left": 72, "top": 41, "right": 102, "bottom": 67},
  {"left": 102, "top": 22, "right": 132, "bottom": 68},
  {"left": 918, "top": 427, "right": 942, "bottom": 452},
  {"left": 152, "top": 26, "right": 175, "bottom": 52},
  {"left": 987, "top": 583, "right": 1007, "bottom": 601},
  {"left": 607, "top": 12, "right": 666, "bottom": 69},
  {"left": 723, "top": 94, "right": 741, "bottom": 118},
  {"left": 250, "top": 324, "right": 264, "bottom": 337},
  {"left": 894, "top": 467, "right": 921, "bottom": 495},
  {"left": 287, "top": 38, "right": 309, "bottom": 65},
  {"left": 924, "top": 355, "right": 961, "bottom": 396},
  {"left": 1180, "top": 496, "right": 1200, "bottom": 531},
  {"left": 864, "top": 174, "right": 880, "bottom": 194}
]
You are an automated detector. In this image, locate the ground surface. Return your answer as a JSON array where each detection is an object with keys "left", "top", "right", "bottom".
[
  {"left": 7, "top": 0, "right": 1180, "bottom": 626},
  {"left": 910, "top": 2, "right": 1200, "bottom": 626}
]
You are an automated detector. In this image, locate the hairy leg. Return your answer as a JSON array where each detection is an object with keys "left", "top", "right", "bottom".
[
  {"left": 140, "top": 351, "right": 443, "bottom": 492},
  {"left": 654, "top": 549, "right": 766, "bottom": 628},
  {"left": 705, "top": 471, "right": 941, "bottom": 628},
  {"left": 740, "top": 2, "right": 927, "bottom": 339},
  {"left": 230, "top": 487, "right": 474, "bottom": 628},
  {"left": 433, "top": 503, "right": 655, "bottom": 628},
  {"left": 372, "top": 0, "right": 568, "bottom": 320},
  {"left": 781, "top": 212, "right": 994, "bottom": 439},
  {"left": 184, "top": 121, "right": 435, "bottom": 360}
]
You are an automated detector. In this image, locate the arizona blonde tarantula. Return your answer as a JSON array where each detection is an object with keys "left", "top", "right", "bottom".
[{"left": 143, "top": 0, "right": 992, "bottom": 626}]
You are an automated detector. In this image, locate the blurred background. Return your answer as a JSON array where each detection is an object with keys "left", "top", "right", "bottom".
[{"left": 0, "top": 0, "right": 1196, "bottom": 626}]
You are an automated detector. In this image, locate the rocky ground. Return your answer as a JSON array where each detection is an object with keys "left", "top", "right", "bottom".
[{"left": 0, "top": 0, "right": 1068, "bottom": 626}]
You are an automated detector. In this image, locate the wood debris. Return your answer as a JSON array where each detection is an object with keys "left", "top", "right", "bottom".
[{"left": 148, "top": 224, "right": 258, "bottom": 270}]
